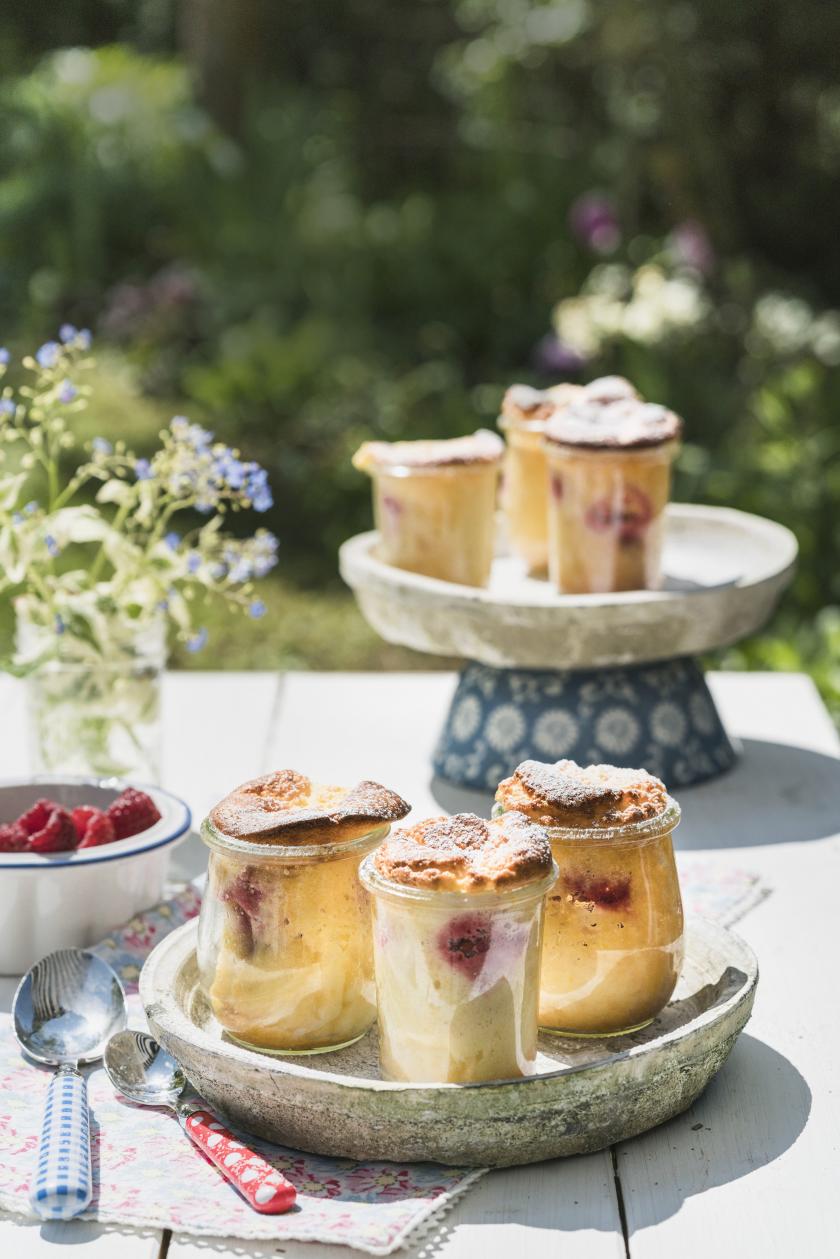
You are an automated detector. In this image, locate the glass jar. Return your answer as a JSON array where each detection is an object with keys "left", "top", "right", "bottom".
[
  {"left": 499, "top": 419, "right": 550, "bottom": 575},
  {"left": 371, "top": 462, "right": 500, "bottom": 587},
  {"left": 198, "top": 819, "right": 388, "bottom": 1054},
  {"left": 544, "top": 439, "right": 678, "bottom": 593},
  {"left": 359, "top": 856, "right": 557, "bottom": 1082},
  {"left": 19, "top": 613, "right": 164, "bottom": 782},
  {"left": 540, "top": 798, "right": 683, "bottom": 1036}
]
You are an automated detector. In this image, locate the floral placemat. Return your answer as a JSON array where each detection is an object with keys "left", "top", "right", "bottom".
[{"left": 0, "top": 856, "right": 767, "bottom": 1252}]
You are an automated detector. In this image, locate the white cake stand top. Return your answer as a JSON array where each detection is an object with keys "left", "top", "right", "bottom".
[{"left": 339, "top": 504, "right": 797, "bottom": 670}]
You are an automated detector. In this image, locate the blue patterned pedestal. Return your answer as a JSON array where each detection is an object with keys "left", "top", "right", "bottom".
[{"left": 433, "top": 657, "right": 736, "bottom": 791}]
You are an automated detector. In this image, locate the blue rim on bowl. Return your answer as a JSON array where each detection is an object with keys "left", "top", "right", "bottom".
[{"left": 0, "top": 776, "right": 192, "bottom": 870}]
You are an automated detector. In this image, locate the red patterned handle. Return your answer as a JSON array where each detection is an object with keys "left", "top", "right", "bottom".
[{"left": 179, "top": 1107, "right": 296, "bottom": 1213}]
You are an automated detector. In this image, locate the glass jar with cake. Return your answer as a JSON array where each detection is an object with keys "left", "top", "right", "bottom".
[
  {"left": 359, "top": 811, "right": 557, "bottom": 1083},
  {"left": 197, "top": 769, "right": 410, "bottom": 1054},
  {"left": 542, "top": 378, "right": 682, "bottom": 594},
  {"left": 495, "top": 759, "right": 683, "bottom": 1037},
  {"left": 498, "top": 382, "right": 582, "bottom": 576},
  {"left": 352, "top": 431, "right": 504, "bottom": 588}
]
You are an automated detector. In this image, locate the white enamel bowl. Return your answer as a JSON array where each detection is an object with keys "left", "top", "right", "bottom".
[{"left": 0, "top": 777, "right": 191, "bottom": 975}]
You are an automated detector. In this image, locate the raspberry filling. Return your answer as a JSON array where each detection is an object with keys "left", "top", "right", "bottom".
[
  {"left": 381, "top": 494, "right": 404, "bottom": 523},
  {"left": 221, "top": 867, "right": 264, "bottom": 957},
  {"left": 584, "top": 486, "right": 652, "bottom": 544},
  {"left": 550, "top": 473, "right": 564, "bottom": 501},
  {"left": 436, "top": 912, "right": 492, "bottom": 981},
  {"left": 564, "top": 873, "right": 631, "bottom": 911}
]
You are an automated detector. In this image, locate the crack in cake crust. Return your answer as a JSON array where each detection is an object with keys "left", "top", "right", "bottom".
[
  {"left": 496, "top": 759, "right": 668, "bottom": 828},
  {"left": 374, "top": 810, "right": 553, "bottom": 892},
  {"left": 210, "top": 770, "right": 411, "bottom": 844}
]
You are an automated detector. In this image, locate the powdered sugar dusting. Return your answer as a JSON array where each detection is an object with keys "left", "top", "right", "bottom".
[{"left": 375, "top": 811, "right": 552, "bottom": 892}]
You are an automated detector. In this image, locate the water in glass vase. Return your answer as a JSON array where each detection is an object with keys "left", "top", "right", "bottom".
[{"left": 19, "top": 616, "right": 165, "bottom": 783}]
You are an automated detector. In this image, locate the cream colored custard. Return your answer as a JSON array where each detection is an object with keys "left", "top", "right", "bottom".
[
  {"left": 197, "top": 769, "right": 410, "bottom": 1054},
  {"left": 496, "top": 759, "right": 683, "bottom": 1036},
  {"left": 360, "top": 811, "right": 556, "bottom": 1082},
  {"left": 353, "top": 431, "right": 503, "bottom": 587},
  {"left": 498, "top": 383, "right": 583, "bottom": 575}
]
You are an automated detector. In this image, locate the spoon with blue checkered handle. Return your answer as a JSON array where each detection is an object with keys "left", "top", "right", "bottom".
[{"left": 13, "top": 949, "right": 126, "bottom": 1219}]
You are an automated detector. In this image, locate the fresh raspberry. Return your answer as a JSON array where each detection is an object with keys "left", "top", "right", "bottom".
[
  {"left": 18, "top": 798, "right": 58, "bottom": 836},
  {"left": 0, "top": 822, "right": 29, "bottom": 853},
  {"left": 436, "top": 912, "right": 492, "bottom": 981},
  {"left": 72, "top": 806, "right": 98, "bottom": 842},
  {"left": 77, "top": 808, "right": 117, "bottom": 849},
  {"left": 106, "top": 788, "right": 161, "bottom": 839},
  {"left": 28, "top": 807, "right": 77, "bottom": 854}
]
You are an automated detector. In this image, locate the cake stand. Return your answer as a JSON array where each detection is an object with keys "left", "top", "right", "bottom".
[{"left": 339, "top": 504, "right": 797, "bottom": 789}]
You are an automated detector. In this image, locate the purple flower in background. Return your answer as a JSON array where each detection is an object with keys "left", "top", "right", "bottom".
[
  {"left": 36, "top": 341, "right": 60, "bottom": 369},
  {"left": 249, "top": 599, "right": 267, "bottom": 619},
  {"left": 54, "top": 614, "right": 66, "bottom": 635},
  {"left": 24, "top": 501, "right": 38, "bottom": 515},
  {"left": 669, "top": 219, "right": 715, "bottom": 275},
  {"left": 186, "top": 550, "right": 202, "bottom": 573},
  {"left": 569, "top": 192, "right": 621, "bottom": 254},
  {"left": 78, "top": 329, "right": 92, "bottom": 350},
  {"left": 186, "top": 627, "right": 208, "bottom": 653},
  {"left": 58, "top": 379, "right": 77, "bottom": 404},
  {"left": 45, "top": 535, "right": 60, "bottom": 557},
  {"left": 164, "top": 531, "right": 180, "bottom": 552},
  {"left": 0, "top": 399, "right": 15, "bottom": 416},
  {"left": 0, "top": 348, "right": 9, "bottom": 366},
  {"left": 59, "top": 324, "right": 77, "bottom": 344},
  {"left": 532, "top": 333, "right": 587, "bottom": 375},
  {"left": 135, "top": 458, "right": 153, "bottom": 481},
  {"left": 92, "top": 437, "right": 112, "bottom": 455}
]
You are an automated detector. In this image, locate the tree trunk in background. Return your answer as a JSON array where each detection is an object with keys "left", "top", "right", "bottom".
[{"left": 179, "top": 0, "right": 271, "bottom": 135}]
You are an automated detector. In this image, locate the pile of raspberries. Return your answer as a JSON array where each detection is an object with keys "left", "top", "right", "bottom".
[{"left": 0, "top": 788, "right": 161, "bottom": 854}]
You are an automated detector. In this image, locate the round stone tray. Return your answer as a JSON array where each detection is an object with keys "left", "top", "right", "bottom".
[
  {"left": 338, "top": 504, "right": 796, "bottom": 669},
  {"left": 141, "top": 916, "right": 757, "bottom": 1168}
]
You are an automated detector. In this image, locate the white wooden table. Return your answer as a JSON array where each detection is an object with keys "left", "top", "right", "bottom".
[{"left": 2, "top": 668, "right": 839, "bottom": 1259}]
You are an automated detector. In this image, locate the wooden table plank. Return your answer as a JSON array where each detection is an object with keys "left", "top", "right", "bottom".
[{"left": 618, "top": 672, "right": 840, "bottom": 1257}]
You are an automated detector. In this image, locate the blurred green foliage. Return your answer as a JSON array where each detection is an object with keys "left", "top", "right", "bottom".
[{"left": 0, "top": 1, "right": 838, "bottom": 714}]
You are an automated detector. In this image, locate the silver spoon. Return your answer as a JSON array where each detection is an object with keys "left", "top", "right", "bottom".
[
  {"left": 104, "top": 1030, "right": 296, "bottom": 1213},
  {"left": 13, "top": 948, "right": 126, "bottom": 1220}
]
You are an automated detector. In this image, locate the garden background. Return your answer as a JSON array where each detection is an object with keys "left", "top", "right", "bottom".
[{"left": 2, "top": 0, "right": 839, "bottom": 715}]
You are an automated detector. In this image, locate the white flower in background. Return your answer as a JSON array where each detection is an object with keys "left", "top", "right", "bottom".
[
  {"left": 554, "top": 262, "right": 708, "bottom": 355},
  {"left": 451, "top": 694, "right": 482, "bottom": 743},
  {"left": 650, "top": 701, "right": 688, "bottom": 747},
  {"left": 485, "top": 703, "right": 526, "bottom": 752},
  {"left": 533, "top": 710, "right": 579, "bottom": 758},
  {"left": 752, "top": 293, "right": 813, "bottom": 355},
  {"left": 594, "top": 706, "right": 640, "bottom": 756}
]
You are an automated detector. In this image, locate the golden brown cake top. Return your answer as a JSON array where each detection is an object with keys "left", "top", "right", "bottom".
[
  {"left": 209, "top": 769, "right": 411, "bottom": 844},
  {"left": 373, "top": 810, "right": 553, "bottom": 892},
  {"left": 545, "top": 376, "right": 681, "bottom": 450},
  {"left": 496, "top": 759, "right": 668, "bottom": 828},
  {"left": 352, "top": 429, "right": 504, "bottom": 472},
  {"left": 499, "top": 383, "right": 584, "bottom": 431}
]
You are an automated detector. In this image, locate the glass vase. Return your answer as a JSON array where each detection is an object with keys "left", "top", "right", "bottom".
[{"left": 20, "top": 617, "right": 165, "bottom": 784}]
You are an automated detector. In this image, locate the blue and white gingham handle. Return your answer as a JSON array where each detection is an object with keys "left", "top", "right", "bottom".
[{"left": 30, "top": 1065, "right": 92, "bottom": 1220}]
